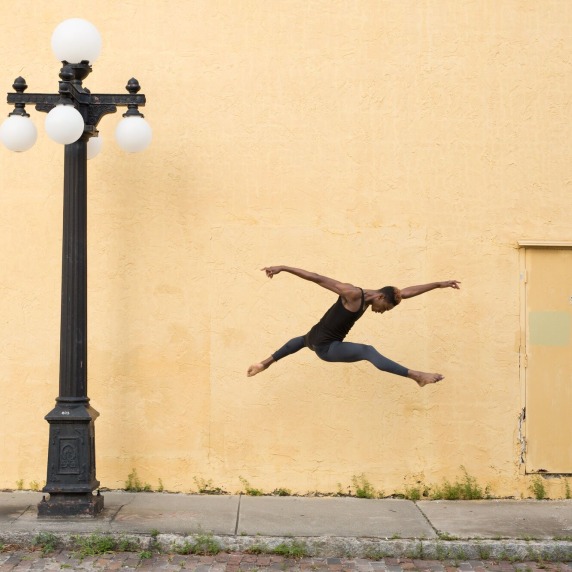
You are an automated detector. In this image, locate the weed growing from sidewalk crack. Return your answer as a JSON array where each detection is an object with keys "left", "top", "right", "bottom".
[
  {"left": 437, "top": 531, "right": 458, "bottom": 541},
  {"left": 172, "top": 540, "right": 193, "bottom": 555},
  {"left": 72, "top": 533, "right": 117, "bottom": 557},
  {"left": 526, "top": 546, "right": 541, "bottom": 561},
  {"left": 435, "top": 541, "right": 449, "bottom": 560},
  {"left": 173, "top": 532, "right": 221, "bottom": 555},
  {"left": 404, "top": 486, "right": 421, "bottom": 500},
  {"left": 476, "top": 543, "right": 492, "bottom": 560},
  {"left": 69, "top": 533, "right": 139, "bottom": 557},
  {"left": 246, "top": 540, "right": 312, "bottom": 558},
  {"left": 245, "top": 543, "right": 269, "bottom": 555},
  {"left": 404, "top": 541, "right": 424, "bottom": 559},
  {"left": 272, "top": 540, "right": 309, "bottom": 558},
  {"left": 497, "top": 548, "right": 515, "bottom": 562},
  {"left": 125, "top": 469, "right": 152, "bottom": 492},
  {"left": 117, "top": 537, "right": 140, "bottom": 552},
  {"left": 147, "top": 529, "right": 161, "bottom": 554},
  {"left": 193, "top": 533, "right": 221, "bottom": 555},
  {"left": 456, "top": 547, "right": 469, "bottom": 561},
  {"left": 430, "top": 466, "right": 487, "bottom": 500},
  {"left": 529, "top": 476, "right": 547, "bottom": 500},
  {"left": 351, "top": 474, "right": 380, "bottom": 499},
  {"left": 193, "top": 477, "right": 228, "bottom": 495},
  {"left": 240, "top": 477, "right": 264, "bottom": 496},
  {"left": 32, "top": 532, "right": 59, "bottom": 554}
]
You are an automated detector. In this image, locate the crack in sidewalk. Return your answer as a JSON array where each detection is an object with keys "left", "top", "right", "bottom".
[
  {"left": 108, "top": 503, "right": 127, "bottom": 523},
  {"left": 11, "top": 505, "right": 34, "bottom": 523}
]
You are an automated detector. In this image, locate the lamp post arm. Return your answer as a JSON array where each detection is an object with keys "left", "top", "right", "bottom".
[
  {"left": 7, "top": 90, "right": 146, "bottom": 129},
  {"left": 86, "top": 93, "right": 146, "bottom": 127},
  {"left": 7, "top": 92, "right": 61, "bottom": 109},
  {"left": 90, "top": 93, "right": 146, "bottom": 107}
]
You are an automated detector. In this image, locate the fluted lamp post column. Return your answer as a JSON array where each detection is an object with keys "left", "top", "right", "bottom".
[{"left": 0, "top": 18, "right": 152, "bottom": 517}]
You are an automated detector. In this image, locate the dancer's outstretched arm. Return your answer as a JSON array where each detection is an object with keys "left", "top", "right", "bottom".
[
  {"left": 262, "top": 266, "right": 360, "bottom": 301},
  {"left": 400, "top": 280, "right": 460, "bottom": 299}
]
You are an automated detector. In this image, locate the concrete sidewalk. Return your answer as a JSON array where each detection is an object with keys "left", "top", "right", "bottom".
[{"left": 1, "top": 492, "right": 572, "bottom": 560}]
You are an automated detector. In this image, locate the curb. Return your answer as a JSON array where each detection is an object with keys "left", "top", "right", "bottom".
[{"left": 1, "top": 532, "right": 572, "bottom": 562}]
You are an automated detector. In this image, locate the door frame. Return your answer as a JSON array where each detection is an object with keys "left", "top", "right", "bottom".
[{"left": 517, "top": 240, "right": 572, "bottom": 475}]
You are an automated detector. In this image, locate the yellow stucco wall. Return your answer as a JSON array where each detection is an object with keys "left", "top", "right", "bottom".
[{"left": 0, "top": 0, "right": 571, "bottom": 498}]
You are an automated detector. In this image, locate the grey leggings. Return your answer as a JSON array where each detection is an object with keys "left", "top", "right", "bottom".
[{"left": 272, "top": 336, "right": 409, "bottom": 378}]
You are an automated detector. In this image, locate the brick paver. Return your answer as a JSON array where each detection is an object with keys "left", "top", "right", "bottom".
[{"left": 0, "top": 551, "right": 571, "bottom": 572}]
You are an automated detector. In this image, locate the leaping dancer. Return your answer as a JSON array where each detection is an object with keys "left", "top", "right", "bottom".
[{"left": 247, "top": 266, "right": 460, "bottom": 387}]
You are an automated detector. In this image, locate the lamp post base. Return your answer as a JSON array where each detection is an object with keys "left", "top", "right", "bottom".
[
  {"left": 39, "top": 401, "right": 103, "bottom": 517},
  {"left": 38, "top": 491, "right": 104, "bottom": 517}
]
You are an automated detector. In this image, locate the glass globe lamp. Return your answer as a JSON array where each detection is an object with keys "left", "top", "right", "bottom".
[
  {"left": 45, "top": 104, "right": 85, "bottom": 144},
  {"left": 115, "top": 115, "right": 152, "bottom": 153},
  {"left": 51, "top": 18, "right": 102, "bottom": 64},
  {"left": 0, "top": 114, "right": 38, "bottom": 152},
  {"left": 87, "top": 135, "right": 102, "bottom": 159}
]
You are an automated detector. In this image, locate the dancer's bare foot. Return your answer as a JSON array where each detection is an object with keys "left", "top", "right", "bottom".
[
  {"left": 247, "top": 362, "right": 267, "bottom": 377},
  {"left": 408, "top": 370, "right": 444, "bottom": 387}
]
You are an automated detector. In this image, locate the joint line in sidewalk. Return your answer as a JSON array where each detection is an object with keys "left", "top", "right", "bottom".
[
  {"left": 234, "top": 494, "right": 242, "bottom": 536},
  {"left": 413, "top": 500, "right": 439, "bottom": 536}
]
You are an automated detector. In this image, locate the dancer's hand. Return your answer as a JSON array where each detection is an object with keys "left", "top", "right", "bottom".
[
  {"left": 401, "top": 280, "right": 461, "bottom": 299},
  {"left": 262, "top": 266, "right": 282, "bottom": 278},
  {"left": 439, "top": 280, "right": 461, "bottom": 289}
]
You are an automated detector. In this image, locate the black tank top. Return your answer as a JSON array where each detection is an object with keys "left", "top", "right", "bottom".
[{"left": 305, "top": 289, "right": 366, "bottom": 350}]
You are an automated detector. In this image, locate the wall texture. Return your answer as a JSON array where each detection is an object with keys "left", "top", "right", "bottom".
[{"left": 0, "top": 0, "right": 571, "bottom": 498}]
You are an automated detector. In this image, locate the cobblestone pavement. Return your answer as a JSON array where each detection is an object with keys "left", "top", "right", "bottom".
[{"left": 0, "top": 551, "right": 571, "bottom": 572}]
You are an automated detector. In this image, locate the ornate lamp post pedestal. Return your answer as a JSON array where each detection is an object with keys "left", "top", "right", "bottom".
[
  {"left": 1, "top": 19, "right": 151, "bottom": 518},
  {"left": 38, "top": 403, "right": 103, "bottom": 517}
]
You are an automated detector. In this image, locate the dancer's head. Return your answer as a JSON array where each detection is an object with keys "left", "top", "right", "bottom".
[{"left": 371, "top": 286, "right": 402, "bottom": 313}]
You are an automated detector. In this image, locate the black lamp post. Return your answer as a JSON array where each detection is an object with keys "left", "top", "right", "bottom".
[{"left": 0, "top": 18, "right": 151, "bottom": 517}]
